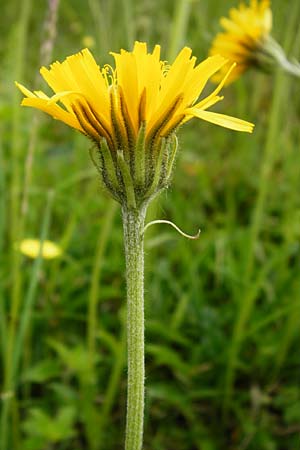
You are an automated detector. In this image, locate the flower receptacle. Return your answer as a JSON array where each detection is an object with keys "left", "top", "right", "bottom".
[
  {"left": 254, "top": 35, "right": 300, "bottom": 78},
  {"left": 93, "top": 127, "right": 179, "bottom": 210}
]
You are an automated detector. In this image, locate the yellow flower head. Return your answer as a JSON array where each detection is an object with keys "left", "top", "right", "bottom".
[
  {"left": 16, "top": 42, "right": 254, "bottom": 207},
  {"left": 209, "top": 0, "right": 272, "bottom": 83},
  {"left": 18, "top": 239, "right": 62, "bottom": 259}
]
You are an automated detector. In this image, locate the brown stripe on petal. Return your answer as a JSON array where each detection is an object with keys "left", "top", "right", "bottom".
[
  {"left": 84, "top": 101, "right": 112, "bottom": 137},
  {"left": 146, "top": 95, "right": 184, "bottom": 149},
  {"left": 72, "top": 101, "right": 100, "bottom": 144},
  {"left": 110, "top": 87, "right": 129, "bottom": 152},
  {"left": 159, "top": 114, "right": 185, "bottom": 138},
  {"left": 118, "top": 86, "right": 139, "bottom": 177},
  {"left": 78, "top": 100, "right": 115, "bottom": 151},
  {"left": 118, "top": 86, "right": 136, "bottom": 147}
]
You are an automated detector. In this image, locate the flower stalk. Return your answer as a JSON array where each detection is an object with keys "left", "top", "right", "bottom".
[
  {"left": 122, "top": 205, "right": 146, "bottom": 450},
  {"left": 255, "top": 35, "right": 300, "bottom": 78}
]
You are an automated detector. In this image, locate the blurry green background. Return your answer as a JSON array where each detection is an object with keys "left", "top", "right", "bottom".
[{"left": 1, "top": 0, "right": 300, "bottom": 449}]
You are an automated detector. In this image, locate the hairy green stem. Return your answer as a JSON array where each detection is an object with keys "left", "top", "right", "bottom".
[{"left": 122, "top": 206, "right": 146, "bottom": 450}]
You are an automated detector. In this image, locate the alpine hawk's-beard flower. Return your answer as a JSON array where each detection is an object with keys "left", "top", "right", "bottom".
[
  {"left": 16, "top": 42, "right": 254, "bottom": 450},
  {"left": 16, "top": 41, "right": 253, "bottom": 208},
  {"left": 209, "top": 0, "right": 300, "bottom": 84}
]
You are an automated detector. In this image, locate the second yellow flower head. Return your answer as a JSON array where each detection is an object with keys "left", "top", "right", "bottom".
[{"left": 210, "top": 0, "right": 272, "bottom": 83}]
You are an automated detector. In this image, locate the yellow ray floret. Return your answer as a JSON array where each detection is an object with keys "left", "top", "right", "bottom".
[
  {"left": 16, "top": 41, "right": 254, "bottom": 143},
  {"left": 209, "top": 0, "right": 272, "bottom": 83}
]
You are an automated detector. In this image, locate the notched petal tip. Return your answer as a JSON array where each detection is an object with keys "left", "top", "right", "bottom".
[
  {"left": 181, "top": 46, "right": 193, "bottom": 58},
  {"left": 246, "top": 122, "right": 255, "bottom": 133},
  {"left": 208, "top": 54, "right": 228, "bottom": 64},
  {"left": 15, "top": 81, "right": 36, "bottom": 99},
  {"left": 80, "top": 47, "right": 90, "bottom": 55}
]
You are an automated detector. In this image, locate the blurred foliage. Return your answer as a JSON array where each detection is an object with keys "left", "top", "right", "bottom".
[{"left": 1, "top": 0, "right": 300, "bottom": 449}]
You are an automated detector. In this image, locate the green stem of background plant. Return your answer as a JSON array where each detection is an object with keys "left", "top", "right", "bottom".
[
  {"left": 122, "top": 205, "right": 146, "bottom": 450},
  {"left": 87, "top": 200, "right": 117, "bottom": 361},
  {"left": 222, "top": 69, "right": 285, "bottom": 415},
  {"left": 9, "top": 0, "right": 31, "bottom": 336},
  {"left": 167, "top": 0, "right": 192, "bottom": 61},
  {"left": 1, "top": 190, "right": 54, "bottom": 450},
  {"left": 223, "top": 1, "right": 300, "bottom": 413},
  {"left": 0, "top": 132, "right": 6, "bottom": 353}
]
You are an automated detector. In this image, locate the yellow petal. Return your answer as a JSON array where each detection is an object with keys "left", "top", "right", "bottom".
[
  {"left": 148, "top": 47, "right": 194, "bottom": 129},
  {"left": 112, "top": 51, "right": 139, "bottom": 132},
  {"left": 186, "top": 108, "right": 254, "bottom": 133},
  {"left": 152, "top": 44, "right": 161, "bottom": 60},
  {"left": 159, "top": 47, "right": 194, "bottom": 103},
  {"left": 21, "top": 97, "right": 83, "bottom": 131},
  {"left": 46, "top": 90, "right": 81, "bottom": 104},
  {"left": 193, "top": 62, "right": 236, "bottom": 110},
  {"left": 133, "top": 41, "right": 147, "bottom": 57},
  {"left": 197, "top": 95, "right": 224, "bottom": 112},
  {"left": 15, "top": 82, "right": 36, "bottom": 98},
  {"left": 181, "top": 55, "right": 228, "bottom": 107},
  {"left": 34, "top": 90, "right": 50, "bottom": 99},
  {"left": 65, "top": 49, "right": 110, "bottom": 120}
]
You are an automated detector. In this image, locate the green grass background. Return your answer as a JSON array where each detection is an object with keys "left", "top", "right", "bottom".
[{"left": 1, "top": 0, "right": 300, "bottom": 449}]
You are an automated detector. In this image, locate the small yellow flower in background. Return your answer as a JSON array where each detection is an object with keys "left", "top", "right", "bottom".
[
  {"left": 210, "top": 0, "right": 300, "bottom": 83},
  {"left": 18, "top": 239, "right": 62, "bottom": 259}
]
